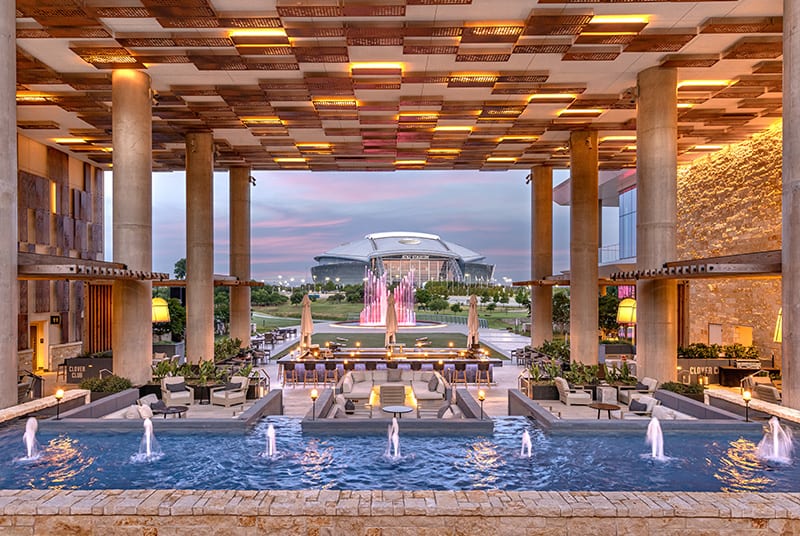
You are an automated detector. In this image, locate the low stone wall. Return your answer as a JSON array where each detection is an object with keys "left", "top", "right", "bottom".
[
  {"left": 49, "top": 342, "right": 83, "bottom": 371},
  {"left": 0, "top": 489, "right": 797, "bottom": 534}
]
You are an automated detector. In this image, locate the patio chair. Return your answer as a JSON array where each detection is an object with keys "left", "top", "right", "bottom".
[
  {"left": 554, "top": 377, "right": 592, "bottom": 406},
  {"left": 618, "top": 376, "right": 658, "bottom": 404},
  {"left": 161, "top": 376, "right": 194, "bottom": 406},
  {"left": 211, "top": 375, "right": 248, "bottom": 407}
]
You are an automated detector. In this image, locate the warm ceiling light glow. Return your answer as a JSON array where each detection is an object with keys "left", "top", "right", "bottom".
[
  {"left": 229, "top": 28, "right": 287, "bottom": 37},
  {"left": 499, "top": 135, "right": 538, "bottom": 142},
  {"left": 677, "top": 80, "right": 732, "bottom": 89},
  {"left": 677, "top": 103, "right": 694, "bottom": 109},
  {"left": 52, "top": 137, "right": 87, "bottom": 144},
  {"left": 428, "top": 148, "right": 460, "bottom": 154},
  {"left": 486, "top": 157, "right": 516, "bottom": 162},
  {"left": 528, "top": 93, "right": 577, "bottom": 101},
  {"left": 434, "top": 126, "right": 473, "bottom": 132},
  {"left": 589, "top": 15, "right": 649, "bottom": 24},
  {"left": 581, "top": 31, "right": 639, "bottom": 36},
  {"left": 350, "top": 62, "right": 403, "bottom": 75},
  {"left": 558, "top": 108, "right": 604, "bottom": 116},
  {"left": 600, "top": 135, "right": 636, "bottom": 143},
  {"left": 395, "top": 159, "right": 426, "bottom": 165},
  {"left": 274, "top": 157, "right": 306, "bottom": 163},
  {"left": 691, "top": 144, "right": 724, "bottom": 151},
  {"left": 241, "top": 116, "right": 282, "bottom": 125},
  {"left": 296, "top": 142, "right": 331, "bottom": 149},
  {"left": 312, "top": 97, "right": 358, "bottom": 107},
  {"left": 16, "top": 92, "right": 48, "bottom": 103}
]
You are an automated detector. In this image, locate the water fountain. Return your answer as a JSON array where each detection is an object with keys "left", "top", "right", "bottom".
[
  {"left": 646, "top": 417, "right": 666, "bottom": 460},
  {"left": 265, "top": 424, "right": 277, "bottom": 458},
  {"left": 21, "top": 417, "right": 39, "bottom": 460},
  {"left": 360, "top": 269, "right": 416, "bottom": 326},
  {"left": 757, "top": 417, "right": 794, "bottom": 463},
  {"left": 386, "top": 417, "right": 400, "bottom": 459},
  {"left": 132, "top": 418, "right": 162, "bottom": 462},
  {"left": 520, "top": 430, "right": 532, "bottom": 458}
]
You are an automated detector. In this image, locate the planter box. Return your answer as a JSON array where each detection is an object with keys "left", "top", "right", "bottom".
[
  {"left": 139, "top": 384, "right": 162, "bottom": 399},
  {"left": 664, "top": 391, "right": 705, "bottom": 403},
  {"left": 530, "top": 384, "right": 559, "bottom": 400}
]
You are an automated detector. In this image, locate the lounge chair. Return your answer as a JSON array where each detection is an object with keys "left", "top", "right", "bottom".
[
  {"left": 618, "top": 376, "right": 658, "bottom": 404},
  {"left": 754, "top": 384, "right": 782, "bottom": 404},
  {"left": 619, "top": 394, "right": 660, "bottom": 419},
  {"left": 210, "top": 375, "right": 249, "bottom": 407},
  {"left": 161, "top": 376, "right": 194, "bottom": 406},
  {"left": 554, "top": 377, "right": 592, "bottom": 406}
]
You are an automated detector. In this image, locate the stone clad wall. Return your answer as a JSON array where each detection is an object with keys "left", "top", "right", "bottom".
[
  {"left": 0, "top": 489, "right": 797, "bottom": 534},
  {"left": 676, "top": 123, "right": 782, "bottom": 361}
]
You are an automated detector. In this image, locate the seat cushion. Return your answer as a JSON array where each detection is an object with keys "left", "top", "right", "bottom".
[
  {"left": 166, "top": 381, "right": 187, "bottom": 393},
  {"left": 415, "top": 390, "right": 444, "bottom": 401}
]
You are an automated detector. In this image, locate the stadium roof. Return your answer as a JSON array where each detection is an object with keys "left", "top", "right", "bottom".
[
  {"left": 14, "top": 0, "right": 782, "bottom": 172},
  {"left": 315, "top": 231, "right": 486, "bottom": 263}
]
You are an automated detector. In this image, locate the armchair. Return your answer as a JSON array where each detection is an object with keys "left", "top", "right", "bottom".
[
  {"left": 210, "top": 375, "right": 249, "bottom": 407},
  {"left": 161, "top": 376, "right": 194, "bottom": 406},
  {"left": 618, "top": 376, "right": 658, "bottom": 404},
  {"left": 554, "top": 377, "right": 592, "bottom": 406}
]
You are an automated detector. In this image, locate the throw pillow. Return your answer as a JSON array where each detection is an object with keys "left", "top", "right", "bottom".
[
  {"left": 345, "top": 399, "right": 355, "bottom": 414},
  {"left": 427, "top": 375, "right": 439, "bottom": 392},
  {"left": 436, "top": 402, "right": 452, "bottom": 418},
  {"left": 151, "top": 400, "right": 167, "bottom": 411},
  {"left": 225, "top": 382, "right": 242, "bottom": 391},
  {"left": 629, "top": 399, "right": 648, "bottom": 413},
  {"left": 635, "top": 382, "right": 648, "bottom": 391},
  {"left": 387, "top": 369, "right": 402, "bottom": 382},
  {"left": 352, "top": 371, "right": 365, "bottom": 383},
  {"left": 125, "top": 405, "right": 141, "bottom": 419},
  {"left": 166, "top": 381, "right": 186, "bottom": 393}
]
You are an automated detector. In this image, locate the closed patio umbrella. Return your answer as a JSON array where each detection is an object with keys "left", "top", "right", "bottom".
[
  {"left": 300, "top": 294, "right": 314, "bottom": 348},
  {"left": 385, "top": 292, "right": 398, "bottom": 347},
  {"left": 467, "top": 294, "right": 479, "bottom": 348}
]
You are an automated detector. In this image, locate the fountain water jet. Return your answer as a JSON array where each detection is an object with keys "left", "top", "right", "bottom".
[
  {"left": 22, "top": 418, "right": 39, "bottom": 460},
  {"left": 520, "top": 430, "right": 532, "bottom": 458},
  {"left": 360, "top": 269, "right": 416, "bottom": 326},
  {"left": 386, "top": 418, "right": 400, "bottom": 459},
  {"left": 757, "top": 417, "right": 794, "bottom": 463},
  {"left": 131, "top": 418, "right": 162, "bottom": 462},
  {"left": 266, "top": 424, "right": 277, "bottom": 458},
  {"left": 646, "top": 417, "right": 666, "bottom": 460}
]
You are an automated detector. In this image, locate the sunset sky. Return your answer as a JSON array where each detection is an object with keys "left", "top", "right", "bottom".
[{"left": 105, "top": 169, "right": 619, "bottom": 284}]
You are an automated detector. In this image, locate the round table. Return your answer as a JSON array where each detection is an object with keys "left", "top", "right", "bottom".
[
  {"left": 589, "top": 402, "right": 620, "bottom": 419},
  {"left": 381, "top": 405, "right": 413, "bottom": 419},
  {"left": 152, "top": 405, "right": 188, "bottom": 419}
]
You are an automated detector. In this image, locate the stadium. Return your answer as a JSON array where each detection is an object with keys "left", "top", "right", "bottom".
[{"left": 311, "top": 232, "right": 495, "bottom": 287}]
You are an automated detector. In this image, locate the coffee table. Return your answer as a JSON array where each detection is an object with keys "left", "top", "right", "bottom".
[
  {"left": 381, "top": 405, "right": 413, "bottom": 419},
  {"left": 589, "top": 402, "right": 620, "bottom": 419},
  {"left": 152, "top": 405, "right": 188, "bottom": 419}
]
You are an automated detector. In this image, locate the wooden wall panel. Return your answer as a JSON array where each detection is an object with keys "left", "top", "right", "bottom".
[
  {"left": 18, "top": 314, "right": 28, "bottom": 351},
  {"left": 18, "top": 204, "right": 27, "bottom": 243},
  {"left": 60, "top": 312, "right": 69, "bottom": 344},
  {"left": 46, "top": 147, "right": 69, "bottom": 185},
  {"left": 34, "top": 281, "right": 50, "bottom": 313},
  {"left": 19, "top": 281, "right": 27, "bottom": 314},
  {"left": 34, "top": 209, "right": 49, "bottom": 245},
  {"left": 86, "top": 284, "right": 112, "bottom": 353}
]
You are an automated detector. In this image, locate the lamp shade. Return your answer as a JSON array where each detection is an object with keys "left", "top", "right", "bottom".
[
  {"left": 152, "top": 297, "right": 171, "bottom": 323},
  {"left": 616, "top": 298, "right": 637, "bottom": 324},
  {"left": 774, "top": 307, "right": 782, "bottom": 343}
]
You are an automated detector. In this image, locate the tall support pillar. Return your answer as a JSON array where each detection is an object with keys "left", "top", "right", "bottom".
[
  {"left": 530, "top": 166, "right": 553, "bottom": 348},
  {"left": 783, "top": 0, "right": 800, "bottom": 410},
  {"left": 0, "top": 4, "right": 18, "bottom": 408},
  {"left": 185, "top": 132, "right": 214, "bottom": 363},
  {"left": 229, "top": 167, "right": 252, "bottom": 347},
  {"left": 569, "top": 131, "right": 599, "bottom": 365},
  {"left": 636, "top": 66, "right": 678, "bottom": 382},
  {"left": 111, "top": 70, "right": 152, "bottom": 386}
]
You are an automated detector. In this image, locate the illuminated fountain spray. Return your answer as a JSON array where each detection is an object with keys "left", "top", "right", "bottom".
[
  {"left": 757, "top": 417, "right": 793, "bottom": 463},
  {"left": 360, "top": 269, "right": 416, "bottom": 326},
  {"left": 22, "top": 417, "right": 40, "bottom": 460}
]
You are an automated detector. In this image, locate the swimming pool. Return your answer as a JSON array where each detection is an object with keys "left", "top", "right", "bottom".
[{"left": 2, "top": 417, "right": 796, "bottom": 491}]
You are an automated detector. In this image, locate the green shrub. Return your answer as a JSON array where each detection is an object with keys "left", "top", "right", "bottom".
[
  {"left": 659, "top": 381, "right": 705, "bottom": 395},
  {"left": 213, "top": 337, "right": 243, "bottom": 362},
  {"left": 534, "top": 339, "right": 570, "bottom": 362},
  {"left": 79, "top": 375, "right": 133, "bottom": 393}
]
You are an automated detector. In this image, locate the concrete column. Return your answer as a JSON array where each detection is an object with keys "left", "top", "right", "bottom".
[
  {"left": 569, "top": 130, "right": 599, "bottom": 365},
  {"left": 229, "top": 166, "right": 251, "bottom": 347},
  {"left": 530, "top": 166, "right": 553, "bottom": 348},
  {"left": 0, "top": 4, "right": 18, "bottom": 408},
  {"left": 185, "top": 132, "right": 214, "bottom": 364},
  {"left": 783, "top": 0, "right": 800, "bottom": 410},
  {"left": 636, "top": 66, "right": 678, "bottom": 383},
  {"left": 111, "top": 70, "right": 152, "bottom": 386}
]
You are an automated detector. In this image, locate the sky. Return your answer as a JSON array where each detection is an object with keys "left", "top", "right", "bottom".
[{"left": 104, "top": 169, "right": 619, "bottom": 284}]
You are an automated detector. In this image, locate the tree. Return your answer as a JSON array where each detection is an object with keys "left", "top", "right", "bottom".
[
  {"left": 487, "top": 302, "right": 497, "bottom": 311},
  {"left": 429, "top": 297, "right": 449, "bottom": 312},
  {"left": 552, "top": 289, "right": 570, "bottom": 334},
  {"left": 415, "top": 287, "right": 432, "bottom": 308},
  {"left": 290, "top": 289, "right": 305, "bottom": 304},
  {"left": 450, "top": 303, "right": 462, "bottom": 313},
  {"left": 515, "top": 289, "right": 530, "bottom": 309},
  {"left": 598, "top": 293, "right": 621, "bottom": 336},
  {"left": 173, "top": 258, "right": 186, "bottom": 280},
  {"left": 214, "top": 287, "right": 230, "bottom": 325},
  {"left": 327, "top": 293, "right": 346, "bottom": 302}
]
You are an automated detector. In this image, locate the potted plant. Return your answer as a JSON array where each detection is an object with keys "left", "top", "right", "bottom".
[
  {"left": 522, "top": 363, "right": 559, "bottom": 400},
  {"left": 659, "top": 381, "right": 706, "bottom": 402},
  {"left": 79, "top": 375, "right": 133, "bottom": 402}
]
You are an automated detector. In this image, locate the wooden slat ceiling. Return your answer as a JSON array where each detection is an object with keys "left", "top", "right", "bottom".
[{"left": 14, "top": 0, "right": 784, "bottom": 171}]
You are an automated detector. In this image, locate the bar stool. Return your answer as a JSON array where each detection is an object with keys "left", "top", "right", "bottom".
[
  {"left": 354, "top": 362, "right": 367, "bottom": 372},
  {"left": 303, "top": 362, "right": 318, "bottom": 387},
  {"left": 475, "top": 362, "right": 491, "bottom": 387},
  {"left": 289, "top": 363, "right": 305, "bottom": 388},
  {"left": 452, "top": 363, "right": 468, "bottom": 386},
  {"left": 315, "top": 363, "right": 326, "bottom": 386},
  {"left": 376, "top": 363, "right": 388, "bottom": 370},
  {"left": 398, "top": 363, "right": 411, "bottom": 371},
  {"left": 56, "top": 363, "right": 68, "bottom": 382},
  {"left": 323, "top": 361, "right": 339, "bottom": 385},
  {"left": 411, "top": 361, "right": 422, "bottom": 371},
  {"left": 336, "top": 363, "right": 345, "bottom": 379},
  {"left": 465, "top": 363, "right": 478, "bottom": 385},
  {"left": 442, "top": 363, "right": 455, "bottom": 383},
  {"left": 420, "top": 363, "right": 434, "bottom": 371},
  {"left": 365, "top": 361, "right": 377, "bottom": 371}
]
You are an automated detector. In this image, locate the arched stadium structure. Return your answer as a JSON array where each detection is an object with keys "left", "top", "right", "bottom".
[{"left": 311, "top": 232, "right": 495, "bottom": 287}]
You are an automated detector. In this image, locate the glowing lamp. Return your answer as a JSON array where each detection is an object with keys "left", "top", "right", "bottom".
[{"left": 152, "top": 298, "right": 170, "bottom": 323}]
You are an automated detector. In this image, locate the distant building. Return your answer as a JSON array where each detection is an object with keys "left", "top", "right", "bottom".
[{"left": 311, "top": 232, "right": 495, "bottom": 287}]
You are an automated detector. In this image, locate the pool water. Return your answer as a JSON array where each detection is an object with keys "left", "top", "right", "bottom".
[{"left": 0, "top": 417, "right": 796, "bottom": 492}]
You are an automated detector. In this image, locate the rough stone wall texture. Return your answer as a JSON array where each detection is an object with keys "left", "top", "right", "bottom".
[
  {"left": 677, "top": 123, "right": 782, "bottom": 362},
  {"left": 0, "top": 489, "right": 798, "bottom": 535},
  {"left": 49, "top": 342, "right": 83, "bottom": 369}
]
